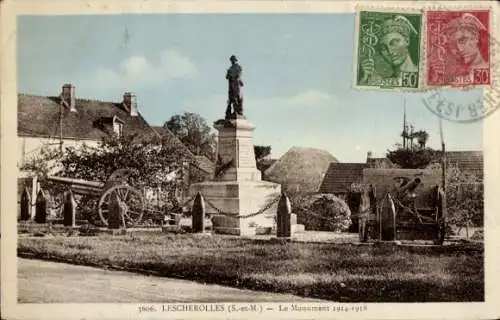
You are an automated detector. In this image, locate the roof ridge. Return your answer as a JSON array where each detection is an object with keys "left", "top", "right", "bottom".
[{"left": 18, "top": 93, "right": 123, "bottom": 105}]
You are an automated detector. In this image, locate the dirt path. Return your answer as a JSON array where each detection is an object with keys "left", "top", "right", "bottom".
[{"left": 18, "top": 258, "right": 323, "bottom": 303}]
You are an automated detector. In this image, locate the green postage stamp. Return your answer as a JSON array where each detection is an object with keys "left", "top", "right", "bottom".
[{"left": 354, "top": 9, "right": 423, "bottom": 90}]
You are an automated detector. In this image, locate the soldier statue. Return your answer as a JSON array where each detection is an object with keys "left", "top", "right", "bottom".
[{"left": 225, "top": 55, "right": 244, "bottom": 119}]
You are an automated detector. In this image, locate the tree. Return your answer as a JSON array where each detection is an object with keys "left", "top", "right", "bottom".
[
  {"left": 401, "top": 124, "right": 430, "bottom": 151},
  {"left": 254, "top": 145, "right": 271, "bottom": 160},
  {"left": 413, "top": 130, "right": 429, "bottom": 149},
  {"left": 21, "top": 133, "right": 195, "bottom": 221},
  {"left": 254, "top": 145, "right": 272, "bottom": 174},
  {"left": 165, "top": 112, "right": 217, "bottom": 161},
  {"left": 425, "top": 163, "right": 483, "bottom": 238},
  {"left": 55, "top": 134, "right": 192, "bottom": 187},
  {"left": 386, "top": 147, "right": 439, "bottom": 169}
]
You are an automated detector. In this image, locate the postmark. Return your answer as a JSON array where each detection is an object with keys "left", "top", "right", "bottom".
[
  {"left": 426, "top": 9, "right": 492, "bottom": 88},
  {"left": 354, "top": 9, "right": 423, "bottom": 90}
]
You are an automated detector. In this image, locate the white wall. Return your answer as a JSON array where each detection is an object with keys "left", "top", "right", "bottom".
[{"left": 18, "top": 136, "right": 99, "bottom": 169}]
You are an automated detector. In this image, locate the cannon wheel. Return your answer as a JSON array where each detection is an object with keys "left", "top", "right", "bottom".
[
  {"left": 358, "top": 216, "right": 368, "bottom": 242},
  {"left": 98, "top": 184, "right": 144, "bottom": 227},
  {"left": 434, "top": 187, "right": 446, "bottom": 245}
]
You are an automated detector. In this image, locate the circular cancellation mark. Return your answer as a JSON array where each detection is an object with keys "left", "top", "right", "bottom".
[{"left": 422, "top": 86, "right": 499, "bottom": 123}]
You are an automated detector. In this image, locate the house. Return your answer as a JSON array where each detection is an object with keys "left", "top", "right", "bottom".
[
  {"left": 318, "top": 151, "right": 395, "bottom": 198},
  {"left": 319, "top": 150, "right": 484, "bottom": 197},
  {"left": 18, "top": 84, "right": 215, "bottom": 176},
  {"left": 366, "top": 151, "right": 395, "bottom": 169},
  {"left": 318, "top": 163, "right": 366, "bottom": 199},
  {"left": 17, "top": 84, "right": 215, "bottom": 218},
  {"left": 318, "top": 150, "right": 483, "bottom": 233},
  {"left": 444, "top": 151, "right": 483, "bottom": 179},
  {"left": 18, "top": 84, "right": 155, "bottom": 167}
]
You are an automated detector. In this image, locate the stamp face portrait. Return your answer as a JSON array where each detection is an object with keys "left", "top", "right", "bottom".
[
  {"left": 426, "top": 10, "right": 491, "bottom": 88},
  {"left": 355, "top": 10, "right": 423, "bottom": 90}
]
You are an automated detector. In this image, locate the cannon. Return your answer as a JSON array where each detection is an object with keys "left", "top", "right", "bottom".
[
  {"left": 46, "top": 169, "right": 145, "bottom": 227},
  {"left": 358, "top": 169, "right": 446, "bottom": 245}
]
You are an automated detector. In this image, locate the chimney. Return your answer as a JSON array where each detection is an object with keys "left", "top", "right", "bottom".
[
  {"left": 367, "top": 151, "right": 373, "bottom": 160},
  {"left": 61, "top": 84, "right": 76, "bottom": 112},
  {"left": 123, "top": 92, "right": 138, "bottom": 116}
]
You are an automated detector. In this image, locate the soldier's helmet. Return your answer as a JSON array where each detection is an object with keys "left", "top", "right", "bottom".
[{"left": 230, "top": 55, "right": 238, "bottom": 62}]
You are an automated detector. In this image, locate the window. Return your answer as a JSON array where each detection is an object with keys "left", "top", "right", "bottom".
[{"left": 113, "top": 122, "right": 123, "bottom": 137}]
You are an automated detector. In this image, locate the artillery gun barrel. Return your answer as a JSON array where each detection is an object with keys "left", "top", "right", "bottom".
[
  {"left": 46, "top": 176, "right": 104, "bottom": 196},
  {"left": 398, "top": 177, "right": 422, "bottom": 195}
]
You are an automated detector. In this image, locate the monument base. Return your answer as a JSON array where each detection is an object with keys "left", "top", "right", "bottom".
[{"left": 189, "top": 180, "right": 281, "bottom": 236}]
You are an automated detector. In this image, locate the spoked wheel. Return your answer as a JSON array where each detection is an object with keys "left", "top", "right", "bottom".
[
  {"left": 98, "top": 184, "right": 144, "bottom": 227},
  {"left": 434, "top": 187, "right": 446, "bottom": 245},
  {"left": 358, "top": 217, "right": 368, "bottom": 242}
]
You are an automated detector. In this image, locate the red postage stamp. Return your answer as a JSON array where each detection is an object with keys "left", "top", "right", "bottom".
[{"left": 426, "top": 10, "right": 491, "bottom": 88}]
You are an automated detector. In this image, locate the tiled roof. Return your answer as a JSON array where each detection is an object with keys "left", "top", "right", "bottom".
[
  {"left": 445, "top": 151, "right": 483, "bottom": 178},
  {"left": 318, "top": 163, "right": 367, "bottom": 194},
  {"left": 18, "top": 94, "right": 155, "bottom": 140}
]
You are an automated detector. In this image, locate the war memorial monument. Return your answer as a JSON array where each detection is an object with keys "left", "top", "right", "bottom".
[{"left": 188, "top": 56, "right": 284, "bottom": 236}]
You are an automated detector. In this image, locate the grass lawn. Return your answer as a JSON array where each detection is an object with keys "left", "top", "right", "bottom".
[{"left": 18, "top": 232, "right": 483, "bottom": 302}]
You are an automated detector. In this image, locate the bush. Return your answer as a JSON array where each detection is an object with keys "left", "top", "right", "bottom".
[
  {"left": 447, "top": 183, "right": 483, "bottom": 229},
  {"left": 386, "top": 147, "right": 439, "bottom": 169},
  {"left": 295, "top": 194, "right": 351, "bottom": 232},
  {"left": 425, "top": 163, "right": 483, "bottom": 230}
]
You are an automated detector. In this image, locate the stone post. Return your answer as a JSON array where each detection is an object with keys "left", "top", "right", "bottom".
[
  {"left": 192, "top": 192, "right": 205, "bottom": 233},
  {"left": 62, "top": 190, "right": 77, "bottom": 227},
  {"left": 277, "top": 193, "right": 292, "bottom": 238},
  {"left": 108, "top": 193, "right": 121, "bottom": 229},
  {"left": 35, "top": 189, "right": 48, "bottom": 224},
  {"left": 20, "top": 187, "right": 31, "bottom": 221},
  {"left": 380, "top": 194, "right": 396, "bottom": 241}
]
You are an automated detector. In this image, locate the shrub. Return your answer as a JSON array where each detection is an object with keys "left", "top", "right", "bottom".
[
  {"left": 447, "top": 183, "right": 483, "bottom": 230},
  {"left": 425, "top": 163, "right": 483, "bottom": 231},
  {"left": 386, "top": 147, "right": 439, "bottom": 169},
  {"left": 295, "top": 194, "right": 351, "bottom": 232}
]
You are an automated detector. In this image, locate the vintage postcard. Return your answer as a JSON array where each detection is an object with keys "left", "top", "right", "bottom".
[
  {"left": 354, "top": 8, "right": 423, "bottom": 90},
  {"left": 1, "top": 1, "right": 500, "bottom": 320}
]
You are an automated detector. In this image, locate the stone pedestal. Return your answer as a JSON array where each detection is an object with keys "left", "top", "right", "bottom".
[
  {"left": 214, "top": 118, "right": 262, "bottom": 182},
  {"left": 189, "top": 118, "right": 281, "bottom": 236}
]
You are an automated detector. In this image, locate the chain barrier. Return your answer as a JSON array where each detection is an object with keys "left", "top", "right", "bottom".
[
  {"left": 202, "top": 194, "right": 281, "bottom": 219},
  {"left": 143, "top": 194, "right": 197, "bottom": 215},
  {"left": 178, "top": 194, "right": 196, "bottom": 208}
]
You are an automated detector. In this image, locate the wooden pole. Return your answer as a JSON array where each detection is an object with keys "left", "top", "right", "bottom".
[
  {"left": 403, "top": 95, "right": 407, "bottom": 149},
  {"left": 439, "top": 117, "right": 447, "bottom": 226}
]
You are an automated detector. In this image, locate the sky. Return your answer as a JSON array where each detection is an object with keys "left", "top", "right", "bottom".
[{"left": 18, "top": 14, "right": 483, "bottom": 162}]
